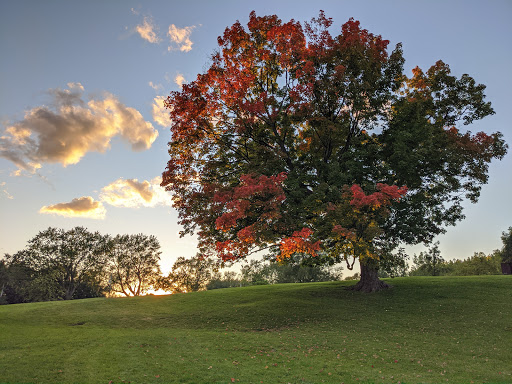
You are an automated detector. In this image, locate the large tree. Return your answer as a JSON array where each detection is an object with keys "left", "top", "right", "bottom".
[{"left": 161, "top": 12, "right": 507, "bottom": 292}]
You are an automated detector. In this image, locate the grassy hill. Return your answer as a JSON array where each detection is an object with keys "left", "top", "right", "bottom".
[{"left": 1, "top": 276, "right": 511, "bottom": 384}]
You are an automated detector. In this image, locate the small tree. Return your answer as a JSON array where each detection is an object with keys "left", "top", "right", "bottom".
[
  {"left": 410, "top": 242, "right": 445, "bottom": 276},
  {"left": 106, "top": 234, "right": 162, "bottom": 296},
  {"left": 240, "top": 260, "right": 270, "bottom": 286},
  {"left": 167, "top": 256, "right": 216, "bottom": 293}
]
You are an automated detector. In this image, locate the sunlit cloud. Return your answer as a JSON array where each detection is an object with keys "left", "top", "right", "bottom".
[
  {"left": 151, "top": 95, "right": 171, "bottom": 127},
  {"left": 135, "top": 16, "right": 161, "bottom": 44},
  {"left": 100, "top": 176, "right": 172, "bottom": 208},
  {"left": 0, "top": 83, "right": 158, "bottom": 175},
  {"left": 37, "top": 177, "right": 171, "bottom": 218},
  {"left": 174, "top": 74, "right": 186, "bottom": 88},
  {"left": 168, "top": 24, "right": 195, "bottom": 52},
  {"left": 40, "top": 196, "right": 106, "bottom": 219}
]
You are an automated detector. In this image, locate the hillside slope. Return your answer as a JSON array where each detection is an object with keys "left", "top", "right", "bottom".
[{"left": 1, "top": 276, "right": 511, "bottom": 383}]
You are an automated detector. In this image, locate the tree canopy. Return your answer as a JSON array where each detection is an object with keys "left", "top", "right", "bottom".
[{"left": 161, "top": 11, "right": 507, "bottom": 291}]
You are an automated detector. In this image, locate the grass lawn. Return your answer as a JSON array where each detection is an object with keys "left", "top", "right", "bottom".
[{"left": 1, "top": 276, "right": 511, "bottom": 383}]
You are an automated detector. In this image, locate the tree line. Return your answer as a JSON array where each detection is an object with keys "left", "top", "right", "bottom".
[
  {"left": 1, "top": 226, "right": 510, "bottom": 304},
  {"left": 0, "top": 227, "right": 342, "bottom": 304},
  {"left": 408, "top": 227, "right": 512, "bottom": 277}
]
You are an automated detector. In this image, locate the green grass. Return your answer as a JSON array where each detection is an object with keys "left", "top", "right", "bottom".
[{"left": 1, "top": 276, "right": 511, "bottom": 384}]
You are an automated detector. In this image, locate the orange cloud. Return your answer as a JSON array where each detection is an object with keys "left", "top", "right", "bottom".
[
  {"left": 100, "top": 177, "right": 172, "bottom": 208},
  {"left": 40, "top": 196, "right": 106, "bottom": 219},
  {"left": 0, "top": 84, "right": 158, "bottom": 174}
]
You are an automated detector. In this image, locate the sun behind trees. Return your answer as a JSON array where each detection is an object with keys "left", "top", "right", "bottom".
[{"left": 161, "top": 11, "right": 507, "bottom": 292}]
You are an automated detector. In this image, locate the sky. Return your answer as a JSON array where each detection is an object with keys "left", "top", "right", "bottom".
[{"left": 1, "top": 0, "right": 511, "bottom": 275}]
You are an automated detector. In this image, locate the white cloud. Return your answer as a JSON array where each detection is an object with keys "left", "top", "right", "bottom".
[
  {"left": 0, "top": 84, "right": 158, "bottom": 174},
  {"left": 174, "top": 74, "right": 186, "bottom": 88},
  {"left": 151, "top": 95, "right": 171, "bottom": 127},
  {"left": 40, "top": 196, "right": 106, "bottom": 219},
  {"left": 100, "top": 176, "right": 172, "bottom": 208},
  {"left": 135, "top": 16, "right": 161, "bottom": 44},
  {"left": 168, "top": 24, "right": 195, "bottom": 52}
]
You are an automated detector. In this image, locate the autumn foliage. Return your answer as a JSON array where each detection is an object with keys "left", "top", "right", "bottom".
[{"left": 161, "top": 11, "right": 506, "bottom": 286}]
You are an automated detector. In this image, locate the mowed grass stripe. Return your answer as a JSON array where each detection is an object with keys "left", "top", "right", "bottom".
[{"left": 1, "top": 276, "right": 511, "bottom": 383}]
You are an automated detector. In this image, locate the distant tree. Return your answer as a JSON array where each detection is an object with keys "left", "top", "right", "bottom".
[
  {"left": 161, "top": 11, "right": 507, "bottom": 292},
  {"left": 18, "top": 227, "right": 107, "bottom": 300},
  {"left": 240, "top": 260, "right": 270, "bottom": 286},
  {"left": 269, "top": 255, "right": 343, "bottom": 284},
  {"left": 206, "top": 270, "right": 242, "bottom": 290},
  {"left": 410, "top": 242, "right": 446, "bottom": 276},
  {"left": 446, "top": 251, "right": 501, "bottom": 276},
  {"left": 500, "top": 227, "right": 512, "bottom": 262},
  {"left": 344, "top": 272, "right": 360, "bottom": 281},
  {"left": 106, "top": 234, "right": 162, "bottom": 296},
  {"left": 239, "top": 256, "right": 342, "bottom": 285},
  {"left": 167, "top": 256, "right": 216, "bottom": 293}
]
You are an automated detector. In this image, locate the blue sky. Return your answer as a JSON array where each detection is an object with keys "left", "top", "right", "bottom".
[{"left": 1, "top": 0, "right": 511, "bottom": 274}]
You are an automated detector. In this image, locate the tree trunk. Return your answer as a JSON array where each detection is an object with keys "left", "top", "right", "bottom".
[
  {"left": 64, "top": 278, "right": 76, "bottom": 300},
  {"left": 347, "top": 261, "right": 391, "bottom": 293}
]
